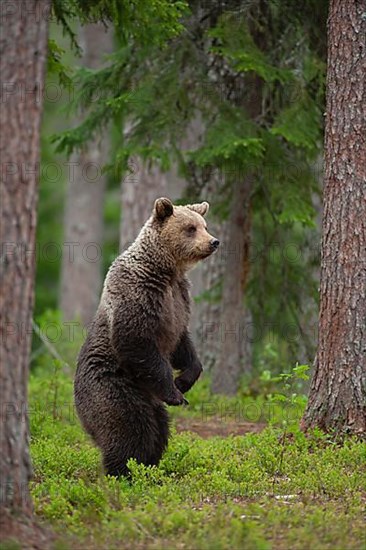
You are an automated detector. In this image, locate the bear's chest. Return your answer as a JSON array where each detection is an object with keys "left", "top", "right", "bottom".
[{"left": 157, "top": 279, "right": 190, "bottom": 357}]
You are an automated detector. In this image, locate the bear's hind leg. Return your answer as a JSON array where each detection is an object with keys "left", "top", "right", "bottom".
[
  {"left": 101, "top": 399, "right": 169, "bottom": 478},
  {"left": 103, "top": 447, "right": 130, "bottom": 478}
]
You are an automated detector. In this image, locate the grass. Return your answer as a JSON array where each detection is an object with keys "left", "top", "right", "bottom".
[{"left": 23, "top": 363, "right": 366, "bottom": 550}]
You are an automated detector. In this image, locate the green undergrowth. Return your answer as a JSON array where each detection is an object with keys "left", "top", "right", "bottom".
[
  {"left": 168, "top": 373, "right": 307, "bottom": 427},
  {"left": 27, "top": 367, "right": 366, "bottom": 550}
]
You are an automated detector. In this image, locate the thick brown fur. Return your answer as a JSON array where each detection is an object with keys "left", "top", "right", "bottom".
[{"left": 74, "top": 198, "right": 219, "bottom": 477}]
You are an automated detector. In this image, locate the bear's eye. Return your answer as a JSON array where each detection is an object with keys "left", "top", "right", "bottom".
[{"left": 187, "top": 225, "right": 197, "bottom": 235}]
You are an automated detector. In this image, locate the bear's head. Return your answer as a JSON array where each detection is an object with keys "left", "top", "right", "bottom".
[{"left": 153, "top": 197, "right": 219, "bottom": 269}]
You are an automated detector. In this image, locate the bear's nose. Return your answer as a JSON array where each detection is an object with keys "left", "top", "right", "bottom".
[{"left": 210, "top": 239, "right": 220, "bottom": 249}]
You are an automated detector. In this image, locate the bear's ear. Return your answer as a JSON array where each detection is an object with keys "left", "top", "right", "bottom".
[
  {"left": 186, "top": 201, "right": 210, "bottom": 217},
  {"left": 154, "top": 197, "right": 174, "bottom": 221}
]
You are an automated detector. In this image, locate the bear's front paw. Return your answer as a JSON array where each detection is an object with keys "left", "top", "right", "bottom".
[{"left": 164, "top": 389, "right": 187, "bottom": 406}]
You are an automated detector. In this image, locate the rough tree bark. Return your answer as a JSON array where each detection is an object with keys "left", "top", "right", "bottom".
[
  {"left": 211, "top": 178, "right": 253, "bottom": 395},
  {"left": 301, "top": 0, "right": 366, "bottom": 434},
  {"left": 60, "top": 24, "right": 113, "bottom": 326},
  {"left": 0, "top": 0, "right": 50, "bottom": 514}
]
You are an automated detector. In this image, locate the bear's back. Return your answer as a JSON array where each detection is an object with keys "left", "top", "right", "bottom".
[{"left": 76, "top": 306, "right": 114, "bottom": 379}]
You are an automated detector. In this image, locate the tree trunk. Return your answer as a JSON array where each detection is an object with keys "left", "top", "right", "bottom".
[
  {"left": 301, "top": 0, "right": 366, "bottom": 435},
  {"left": 120, "top": 162, "right": 167, "bottom": 251},
  {"left": 60, "top": 24, "right": 113, "bottom": 326},
  {"left": 0, "top": 0, "right": 50, "bottom": 513},
  {"left": 211, "top": 178, "right": 253, "bottom": 395},
  {"left": 196, "top": 217, "right": 228, "bottom": 371}
]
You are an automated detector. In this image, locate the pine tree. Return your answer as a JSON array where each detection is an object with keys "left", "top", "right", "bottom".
[
  {"left": 60, "top": 23, "right": 113, "bottom": 326},
  {"left": 301, "top": 0, "right": 366, "bottom": 435}
]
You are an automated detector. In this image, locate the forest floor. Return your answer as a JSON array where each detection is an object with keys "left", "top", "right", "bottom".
[
  {"left": 2, "top": 367, "right": 365, "bottom": 550},
  {"left": 175, "top": 417, "right": 265, "bottom": 438}
]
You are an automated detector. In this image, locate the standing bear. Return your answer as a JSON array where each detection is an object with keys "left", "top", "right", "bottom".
[{"left": 74, "top": 198, "right": 219, "bottom": 476}]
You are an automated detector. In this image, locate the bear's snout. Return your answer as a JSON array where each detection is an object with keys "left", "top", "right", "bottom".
[{"left": 210, "top": 238, "right": 220, "bottom": 250}]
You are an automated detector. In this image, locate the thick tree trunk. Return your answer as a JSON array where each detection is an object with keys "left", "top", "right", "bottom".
[
  {"left": 211, "top": 178, "right": 253, "bottom": 395},
  {"left": 0, "top": 0, "right": 50, "bottom": 513},
  {"left": 196, "top": 217, "right": 228, "bottom": 371},
  {"left": 120, "top": 162, "right": 167, "bottom": 251},
  {"left": 301, "top": 0, "right": 366, "bottom": 434},
  {"left": 60, "top": 24, "right": 113, "bottom": 326}
]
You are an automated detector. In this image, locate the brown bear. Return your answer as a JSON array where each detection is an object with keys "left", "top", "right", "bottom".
[{"left": 74, "top": 198, "right": 219, "bottom": 476}]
